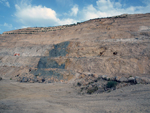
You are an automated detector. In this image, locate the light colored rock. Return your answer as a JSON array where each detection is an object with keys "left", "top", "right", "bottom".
[
  {"left": 119, "top": 77, "right": 128, "bottom": 82},
  {"left": 116, "top": 76, "right": 128, "bottom": 82},
  {"left": 22, "top": 77, "right": 28, "bottom": 82},
  {"left": 128, "top": 77, "right": 136, "bottom": 83},
  {"left": 17, "top": 77, "right": 22, "bottom": 82},
  {"left": 78, "top": 74, "right": 86, "bottom": 79},
  {"left": 37, "top": 77, "right": 45, "bottom": 83},
  {"left": 135, "top": 76, "right": 150, "bottom": 84},
  {"left": 29, "top": 80, "right": 34, "bottom": 83},
  {"left": 101, "top": 75, "right": 107, "bottom": 80}
]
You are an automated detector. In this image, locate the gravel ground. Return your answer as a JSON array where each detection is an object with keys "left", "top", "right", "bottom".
[{"left": 0, "top": 79, "right": 150, "bottom": 113}]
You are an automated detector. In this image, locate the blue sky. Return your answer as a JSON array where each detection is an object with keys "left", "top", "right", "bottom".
[{"left": 0, "top": 0, "right": 150, "bottom": 34}]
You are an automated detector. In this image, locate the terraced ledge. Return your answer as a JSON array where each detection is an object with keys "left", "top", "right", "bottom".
[
  {"left": 16, "top": 68, "right": 75, "bottom": 83},
  {"left": 74, "top": 73, "right": 150, "bottom": 94}
]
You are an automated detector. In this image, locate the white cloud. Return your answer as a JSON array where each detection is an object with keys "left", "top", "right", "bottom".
[
  {"left": 3, "top": 23, "right": 13, "bottom": 29},
  {"left": 96, "top": 0, "right": 114, "bottom": 11},
  {"left": 70, "top": 5, "right": 79, "bottom": 16},
  {"left": 0, "top": 0, "right": 10, "bottom": 7},
  {"left": 15, "top": 4, "right": 58, "bottom": 21},
  {"left": 81, "top": 4, "right": 108, "bottom": 20},
  {"left": 80, "top": 0, "right": 150, "bottom": 20},
  {"left": 5, "top": 1, "right": 10, "bottom": 7},
  {"left": 14, "top": 0, "right": 150, "bottom": 29},
  {"left": 14, "top": 0, "right": 77, "bottom": 27},
  {"left": 58, "top": 18, "right": 77, "bottom": 25}
]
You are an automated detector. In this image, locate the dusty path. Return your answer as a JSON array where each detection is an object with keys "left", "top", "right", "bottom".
[{"left": 0, "top": 79, "right": 150, "bottom": 113}]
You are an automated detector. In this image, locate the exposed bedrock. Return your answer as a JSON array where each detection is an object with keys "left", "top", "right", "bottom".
[{"left": 0, "top": 13, "right": 150, "bottom": 83}]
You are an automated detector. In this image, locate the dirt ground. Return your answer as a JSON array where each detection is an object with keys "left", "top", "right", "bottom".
[{"left": 0, "top": 78, "right": 150, "bottom": 113}]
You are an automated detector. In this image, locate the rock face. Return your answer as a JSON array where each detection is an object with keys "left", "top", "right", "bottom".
[{"left": 0, "top": 13, "right": 150, "bottom": 83}]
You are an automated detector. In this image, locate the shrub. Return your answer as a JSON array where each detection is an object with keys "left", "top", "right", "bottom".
[
  {"left": 106, "top": 81, "right": 117, "bottom": 88},
  {"left": 87, "top": 86, "right": 98, "bottom": 94}
]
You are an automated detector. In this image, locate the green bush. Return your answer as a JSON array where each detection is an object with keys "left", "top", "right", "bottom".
[{"left": 106, "top": 81, "right": 117, "bottom": 88}]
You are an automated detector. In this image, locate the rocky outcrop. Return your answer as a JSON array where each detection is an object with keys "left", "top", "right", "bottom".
[
  {"left": 74, "top": 73, "right": 150, "bottom": 94},
  {"left": 0, "top": 13, "right": 150, "bottom": 84}
]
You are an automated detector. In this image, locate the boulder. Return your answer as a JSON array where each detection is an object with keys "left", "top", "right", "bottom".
[
  {"left": 78, "top": 74, "right": 86, "bottom": 79},
  {"left": 115, "top": 76, "right": 128, "bottom": 82},
  {"left": 29, "top": 80, "right": 34, "bottom": 83},
  {"left": 101, "top": 75, "right": 108, "bottom": 80},
  {"left": 22, "top": 77, "right": 28, "bottom": 82},
  {"left": 47, "top": 78, "right": 55, "bottom": 83},
  {"left": 17, "top": 77, "right": 22, "bottom": 82},
  {"left": 102, "top": 75, "right": 114, "bottom": 81},
  {"left": 119, "top": 77, "right": 128, "bottom": 82},
  {"left": 30, "top": 76, "right": 38, "bottom": 82},
  {"left": 128, "top": 77, "right": 136, "bottom": 83},
  {"left": 101, "top": 75, "right": 107, "bottom": 80},
  {"left": 37, "top": 77, "right": 45, "bottom": 83},
  {"left": 135, "top": 76, "right": 150, "bottom": 84}
]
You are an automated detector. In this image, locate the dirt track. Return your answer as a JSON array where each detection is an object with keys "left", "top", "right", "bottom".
[{"left": 0, "top": 79, "right": 150, "bottom": 113}]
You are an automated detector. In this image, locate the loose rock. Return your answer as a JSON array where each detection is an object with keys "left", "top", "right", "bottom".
[
  {"left": 17, "top": 77, "right": 22, "bottom": 82},
  {"left": 22, "top": 77, "right": 28, "bottom": 82},
  {"left": 116, "top": 76, "right": 128, "bottom": 82},
  {"left": 135, "top": 76, "right": 150, "bottom": 84},
  {"left": 37, "top": 77, "right": 45, "bottom": 83},
  {"left": 128, "top": 77, "right": 136, "bottom": 84}
]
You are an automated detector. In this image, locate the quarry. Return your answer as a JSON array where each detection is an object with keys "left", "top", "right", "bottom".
[{"left": 0, "top": 13, "right": 150, "bottom": 113}]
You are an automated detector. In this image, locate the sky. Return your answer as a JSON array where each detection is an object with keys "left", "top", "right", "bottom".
[{"left": 0, "top": 0, "right": 150, "bottom": 34}]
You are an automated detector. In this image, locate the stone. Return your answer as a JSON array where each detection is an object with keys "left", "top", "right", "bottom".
[
  {"left": 29, "top": 80, "right": 34, "bottom": 83},
  {"left": 17, "top": 77, "right": 22, "bottom": 82},
  {"left": 60, "top": 80, "right": 64, "bottom": 83},
  {"left": 128, "top": 77, "right": 136, "bottom": 83},
  {"left": 135, "top": 76, "right": 150, "bottom": 84},
  {"left": 37, "top": 77, "right": 45, "bottom": 83},
  {"left": 140, "top": 77, "right": 150, "bottom": 84},
  {"left": 81, "top": 74, "right": 86, "bottom": 78},
  {"left": 135, "top": 76, "right": 142, "bottom": 84},
  {"left": 33, "top": 77, "right": 38, "bottom": 82},
  {"left": 119, "top": 77, "right": 128, "bottom": 82},
  {"left": 116, "top": 76, "right": 128, "bottom": 82},
  {"left": 102, "top": 75, "right": 112, "bottom": 81},
  {"left": 93, "top": 74, "right": 98, "bottom": 78},
  {"left": 29, "top": 68, "right": 32, "bottom": 72},
  {"left": 22, "top": 77, "right": 28, "bottom": 82},
  {"left": 47, "top": 78, "right": 54, "bottom": 83},
  {"left": 115, "top": 76, "right": 121, "bottom": 82},
  {"left": 101, "top": 75, "right": 107, "bottom": 80},
  {"left": 82, "top": 81, "right": 89, "bottom": 86}
]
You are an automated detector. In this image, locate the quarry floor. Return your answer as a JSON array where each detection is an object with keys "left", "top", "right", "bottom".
[{"left": 0, "top": 79, "right": 150, "bottom": 113}]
